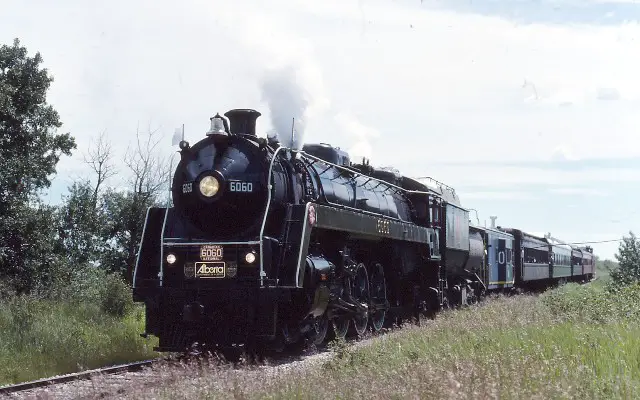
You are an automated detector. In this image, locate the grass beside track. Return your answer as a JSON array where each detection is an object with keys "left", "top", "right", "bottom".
[
  {"left": 0, "top": 298, "right": 158, "bottom": 386},
  {"left": 112, "top": 280, "right": 640, "bottom": 400}
]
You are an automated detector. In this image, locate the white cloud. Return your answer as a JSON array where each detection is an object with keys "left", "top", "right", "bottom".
[
  {"left": 459, "top": 191, "right": 537, "bottom": 200},
  {"left": 548, "top": 187, "right": 610, "bottom": 196},
  {"left": 550, "top": 147, "right": 579, "bottom": 162},
  {"left": 275, "top": 0, "right": 640, "bottom": 165},
  {"left": 6, "top": 0, "right": 640, "bottom": 168},
  {"left": 424, "top": 165, "right": 640, "bottom": 189},
  {"left": 4, "top": 0, "right": 640, "bottom": 259},
  {"left": 333, "top": 112, "right": 380, "bottom": 160},
  {"left": 596, "top": 87, "right": 622, "bottom": 101}
]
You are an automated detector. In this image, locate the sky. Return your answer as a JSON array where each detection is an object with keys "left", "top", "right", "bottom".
[{"left": 3, "top": 0, "right": 640, "bottom": 260}]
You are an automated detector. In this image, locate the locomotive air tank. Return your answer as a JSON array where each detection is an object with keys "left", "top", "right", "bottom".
[{"left": 301, "top": 143, "right": 414, "bottom": 223}]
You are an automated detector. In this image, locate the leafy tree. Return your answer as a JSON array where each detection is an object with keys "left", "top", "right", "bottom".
[
  {"left": 0, "top": 38, "right": 75, "bottom": 199},
  {"left": 57, "top": 131, "right": 116, "bottom": 268},
  {"left": 54, "top": 126, "right": 167, "bottom": 283},
  {"left": 609, "top": 231, "right": 640, "bottom": 286},
  {"left": 0, "top": 38, "right": 76, "bottom": 292},
  {"left": 100, "top": 189, "right": 156, "bottom": 278},
  {"left": 0, "top": 199, "right": 63, "bottom": 293},
  {"left": 57, "top": 179, "right": 106, "bottom": 266}
]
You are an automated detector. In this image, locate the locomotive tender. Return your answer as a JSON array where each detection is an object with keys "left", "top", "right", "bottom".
[{"left": 133, "top": 109, "right": 596, "bottom": 353}]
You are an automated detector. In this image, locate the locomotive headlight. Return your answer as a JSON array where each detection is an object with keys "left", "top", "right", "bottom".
[
  {"left": 166, "top": 253, "right": 177, "bottom": 265},
  {"left": 199, "top": 175, "right": 220, "bottom": 197},
  {"left": 245, "top": 251, "right": 256, "bottom": 264}
]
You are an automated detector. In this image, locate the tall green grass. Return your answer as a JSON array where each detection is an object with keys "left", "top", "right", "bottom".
[
  {"left": 130, "top": 282, "right": 640, "bottom": 400},
  {"left": 302, "top": 284, "right": 640, "bottom": 399},
  {"left": 0, "top": 272, "right": 158, "bottom": 386}
]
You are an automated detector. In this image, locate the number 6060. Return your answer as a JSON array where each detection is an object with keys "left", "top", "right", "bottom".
[{"left": 229, "top": 181, "right": 253, "bottom": 193}]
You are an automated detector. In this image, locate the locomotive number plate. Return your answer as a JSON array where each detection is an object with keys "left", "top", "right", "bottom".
[
  {"left": 229, "top": 181, "right": 253, "bottom": 193},
  {"left": 200, "top": 244, "right": 223, "bottom": 261},
  {"left": 195, "top": 262, "right": 225, "bottom": 279}
]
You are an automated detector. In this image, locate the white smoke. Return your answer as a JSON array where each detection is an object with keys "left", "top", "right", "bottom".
[
  {"left": 257, "top": 43, "right": 331, "bottom": 150},
  {"left": 333, "top": 112, "right": 380, "bottom": 161},
  {"left": 260, "top": 65, "right": 310, "bottom": 150},
  {"left": 216, "top": 9, "right": 329, "bottom": 149},
  {"left": 215, "top": 6, "right": 376, "bottom": 156}
]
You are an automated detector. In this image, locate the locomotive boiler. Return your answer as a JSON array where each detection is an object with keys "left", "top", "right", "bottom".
[{"left": 132, "top": 108, "right": 595, "bottom": 355}]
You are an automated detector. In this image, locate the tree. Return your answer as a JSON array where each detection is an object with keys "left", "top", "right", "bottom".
[
  {"left": 83, "top": 130, "right": 116, "bottom": 207},
  {"left": 0, "top": 199, "right": 61, "bottom": 293},
  {"left": 101, "top": 125, "right": 168, "bottom": 282},
  {"left": 0, "top": 38, "right": 76, "bottom": 292},
  {"left": 610, "top": 231, "right": 640, "bottom": 286},
  {"left": 57, "top": 179, "right": 105, "bottom": 266},
  {"left": 0, "top": 39, "right": 75, "bottom": 200},
  {"left": 56, "top": 131, "right": 116, "bottom": 268}
]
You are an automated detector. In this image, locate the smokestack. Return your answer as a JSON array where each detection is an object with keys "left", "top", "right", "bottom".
[
  {"left": 490, "top": 216, "right": 497, "bottom": 228},
  {"left": 224, "top": 109, "right": 261, "bottom": 136}
]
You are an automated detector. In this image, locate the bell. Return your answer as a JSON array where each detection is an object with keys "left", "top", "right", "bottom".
[{"left": 207, "top": 113, "right": 227, "bottom": 135}]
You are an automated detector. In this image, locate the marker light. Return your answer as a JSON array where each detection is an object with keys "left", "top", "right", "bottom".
[
  {"left": 166, "top": 253, "right": 177, "bottom": 265},
  {"left": 245, "top": 252, "right": 256, "bottom": 264},
  {"left": 199, "top": 175, "right": 220, "bottom": 197}
]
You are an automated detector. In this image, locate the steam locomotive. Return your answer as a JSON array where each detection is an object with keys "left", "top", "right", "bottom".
[{"left": 132, "top": 109, "right": 596, "bottom": 354}]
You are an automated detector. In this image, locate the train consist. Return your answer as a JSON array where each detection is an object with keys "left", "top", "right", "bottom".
[{"left": 132, "top": 109, "right": 596, "bottom": 354}]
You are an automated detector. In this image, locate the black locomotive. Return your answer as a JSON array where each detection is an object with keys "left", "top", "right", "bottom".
[{"left": 133, "top": 109, "right": 596, "bottom": 353}]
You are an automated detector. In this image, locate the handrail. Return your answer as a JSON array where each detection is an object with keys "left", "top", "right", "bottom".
[
  {"left": 132, "top": 206, "right": 152, "bottom": 289},
  {"left": 299, "top": 151, "right": 453, "bottom": 199},
  {"left": 166, "top": 152, "right": 180, "bottom": 207},
  {"left": 306, "top": 162, "right": 405, "bottom": 222},
  {"left": 259, "top": 145, "right": 288, "bottom": 286},
  {"left": 159, "top": 208, "right": 169, "bottom": 286},
  {"left": 159, "top": 141, "right": 461, "bottom": 288},
  {"left": 413, "top": 176, "right": 457, "bottom": 196}
]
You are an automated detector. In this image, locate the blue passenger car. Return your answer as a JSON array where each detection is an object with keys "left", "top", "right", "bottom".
[{"left": 483, "top": 227, "right": 515, "bottom": 290}]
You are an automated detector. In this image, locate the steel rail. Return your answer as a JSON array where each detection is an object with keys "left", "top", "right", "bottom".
[{"left": 0, "top": 359, "right": 158, "bottom": 395}]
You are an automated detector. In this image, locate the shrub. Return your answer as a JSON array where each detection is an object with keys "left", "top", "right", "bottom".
[
  {"left": 609, "top": 231, "right": 640, "bottom": 287},
  {"left": 0, "top": 295, "right": 157, "bottom": 386},
  {"left": 29, "top": 261, "right": 134, "bottom": 318},
  {"left": 541, "top": 281, "right": 640, "bottom": 323},
  {"left": 99, "top": 272, "right": 134, "bottom": 317}
]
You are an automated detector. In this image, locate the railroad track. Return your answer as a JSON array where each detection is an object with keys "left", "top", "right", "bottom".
[{"left": 0, "top": 359, "right": 159, "bottom": 395}]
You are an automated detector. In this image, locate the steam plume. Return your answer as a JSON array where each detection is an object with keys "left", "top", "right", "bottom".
[
  {"left": 216, "top": 6, "right": 376, "bottom": 156},
  {"left": 219, "top": 10, "right": 328, "bottom": 149},
  {"left": 260, "top": 65, "right": 309, "bottom": 150}
]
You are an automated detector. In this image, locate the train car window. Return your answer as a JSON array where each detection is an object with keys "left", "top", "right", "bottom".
[
  {"left": 432, "top": 204, "right": 440, "bottom": 224},
  {"left": 524, "top": 247, "right": 548, "bottom": 263}
]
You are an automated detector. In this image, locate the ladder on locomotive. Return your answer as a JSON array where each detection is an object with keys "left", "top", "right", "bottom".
[{"left": 278, "top": 203, "right": 307, "bottom": 286}]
